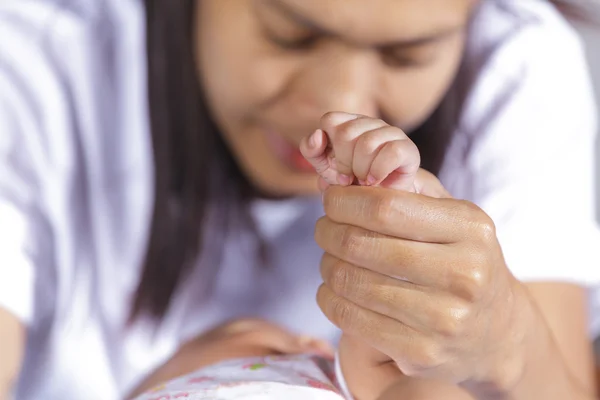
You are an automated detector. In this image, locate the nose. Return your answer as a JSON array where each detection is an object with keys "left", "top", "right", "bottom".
[{"left": 289, "top": 45, "right": 379, "bottom": 119}]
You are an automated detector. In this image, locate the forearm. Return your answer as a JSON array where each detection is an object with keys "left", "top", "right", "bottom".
[
  {"left": 0, "top": 309, "right": 25, "bottom": 400},
  {"left": 494, "top": 320, "right": 595, "bottom": 400}
]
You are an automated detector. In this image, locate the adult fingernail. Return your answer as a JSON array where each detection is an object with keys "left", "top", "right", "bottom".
[{"left": 338, "top": 174, "right": 353, "bottom": 186}]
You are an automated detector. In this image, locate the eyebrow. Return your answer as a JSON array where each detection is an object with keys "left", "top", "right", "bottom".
[{"left": 266, "top": 0, "right": 464, "bottom": 48}]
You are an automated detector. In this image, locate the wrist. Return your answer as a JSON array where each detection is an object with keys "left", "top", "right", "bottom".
[
  {"left": 462, "top": 280, "right": 534, "bottom": 397},
  {"left": 380, "top": 377, "right": 475, "bottom": 400},
  {"left": 462, "top": 282, "right": 591, "bottom": 400}
]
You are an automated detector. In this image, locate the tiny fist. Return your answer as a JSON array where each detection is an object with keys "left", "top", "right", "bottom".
[{"left": 309, "top": 112, "right": 421, "bottom": 192}]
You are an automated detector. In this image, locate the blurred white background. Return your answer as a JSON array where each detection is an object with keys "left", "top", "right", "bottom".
[
  {"left": 574, "top": 0, "right": 600, "bottom": 351},
  {"left": 573, "top": 4, "right": 600, "bottom": 219}
]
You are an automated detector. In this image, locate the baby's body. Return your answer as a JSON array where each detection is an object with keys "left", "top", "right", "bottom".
[{"left": 131, "top": 319, "right": 411, "bottom": 400}]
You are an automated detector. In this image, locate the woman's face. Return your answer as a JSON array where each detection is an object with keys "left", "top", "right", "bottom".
[{"left": 195, "top": 0, "right": 476, "bottom": 196}]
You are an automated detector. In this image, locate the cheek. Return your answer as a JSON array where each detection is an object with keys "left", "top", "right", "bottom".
[
  {"left": 381, "top": 36, "right": 466, "bottom": 131},
  {"left": 195, "top": 0, "right": 294, "bottom": 133}
]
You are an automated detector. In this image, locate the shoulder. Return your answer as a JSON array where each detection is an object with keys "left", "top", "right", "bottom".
[
  {"left": 467, "top": 0, "right": 589, "bottom": 72},
  {"left": 0, "top": 0, "right": 152, "bottom": 327},
  {"left": 439, "top": 2, "right": 600, "bottom": 289},
  {"left": 456, "top": 0, "right": 596, "bottom": 147},
  {"left": 465, "top": 0, "right": 593, "bottom": 99},
  {"left": 0, "top": 0, "right": 148, "bottom": 168},
  {"left": 0, "top": 0, "right": 140, "bottom": 28},
  {"left": 0, "top": 0, "right": 144, "bottom": 82}
]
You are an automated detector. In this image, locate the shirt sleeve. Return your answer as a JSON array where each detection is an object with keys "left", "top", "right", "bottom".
[
  {"left": 0, "top": 11, "right": 55, "bottom": 325},
  {"left": 0, "top": 89, "right": 41, "bottom": 325},
  {"left": 451, "top": 18, "right": 600, "bottom": 286}
]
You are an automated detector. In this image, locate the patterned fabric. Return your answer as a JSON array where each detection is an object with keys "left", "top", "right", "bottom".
[{"left": 134, "top": 355, "right": 345, "bottom": 400}]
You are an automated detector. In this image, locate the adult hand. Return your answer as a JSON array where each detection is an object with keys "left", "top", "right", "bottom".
[{"left": 315, "top": 184, "right": 532, "bottom": 391}]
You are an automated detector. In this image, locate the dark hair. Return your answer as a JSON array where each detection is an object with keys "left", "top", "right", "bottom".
[{"left": 131, "top": 0, "right": 592, "bottom": 322}]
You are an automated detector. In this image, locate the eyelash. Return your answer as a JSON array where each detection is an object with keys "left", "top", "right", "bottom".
[
  {"left": 268, "top": 33, "right": 319, "bottom": 51},
  {"left": 381, "top": 54, "right": 426, "bottom": 68},
  {"left": 268, "top": 33, "right": 431, "bottom": 68}
]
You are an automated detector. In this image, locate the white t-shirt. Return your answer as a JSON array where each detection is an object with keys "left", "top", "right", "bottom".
[{"left": 0, "top": 0, "right": 599, "bottom": 399}]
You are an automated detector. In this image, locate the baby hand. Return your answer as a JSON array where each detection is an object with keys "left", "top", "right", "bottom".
[{"left": 299, "top": 112, "right": 420, "bottom": 192}]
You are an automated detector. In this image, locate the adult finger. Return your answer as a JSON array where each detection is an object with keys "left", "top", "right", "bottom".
[
  {"left": 320, "top": 253, "right": 474, "bottom": 336},
  {"left": 414, "top": 169, "right": 453, "bottom": 198},
  {"left": 314, "top": 218, "right": 491, "bottom": 295},
  {"left": 316, "top": 284, "right": 454, "bottom": 379},
  {"left": 322, "top": 185, "right": 494, "bottom": 243}
]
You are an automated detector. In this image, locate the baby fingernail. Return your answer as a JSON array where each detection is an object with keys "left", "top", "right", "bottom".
[
  {"left": 338, "top": 174, "right": 353, "bottom": 185},
  {"left": 298, "top": 336, "right": 312, "bottom": 347},
  {"left": 298, "top": 336, "right": 335, "bottom": 358},
  {"left": 325, "top": 112, "right": 360, "bottom": 126},
  {"left": 308, "top": 129, "right": 320, "bottom": 148},
  {"left": 367, "top": 174, "right": 377, "bottom": 186}
]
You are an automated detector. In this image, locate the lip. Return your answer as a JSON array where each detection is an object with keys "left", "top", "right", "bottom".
[{"left": 265, "top": 130, "right": 315, "bottom": 173}]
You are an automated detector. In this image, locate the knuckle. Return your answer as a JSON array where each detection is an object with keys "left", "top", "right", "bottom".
[
  {"left": 357, "top": 133, "right": 382, "bottom": 155},
  {"left": 389, "top": 138, "right": 418, "bottom": 159},
  {"left": 434, "top": 303, "right": 472, "bottom": 337},
  {"left": 458, "top": 201, "right": 497, "bottom": 241},
  {"left": 433, "top": 316, "right": 460, "bottom": 338},
  {"left": 339, "top": 225, "right": 364, "bottom": 257},
  {"left": 455, "top": 199, "right": 482, "bottom": 218},
  {"left": 373, "top": 194, "right": 398, "bottom": 225},
  {"left": 404, "top": 343, "right": 444, "bottom": 376},
  {"left": 454, "top": 261, "right": 490, "bottom": 302},
  {"left": 313, "top": 217, "right": 328, "bottom": 247},
  {"left": 382, "top": 141, "right": 404, "bottom": 163},
  {"left": 473, "top": 215, "right": 497, "bottom": 245},
  {"left": 330, "top": 295, "right": 356, "bottom": 330},
  {"left": 369, "top": 118, "right": 388, "bottom": 129},
  {"left": 335, "top": 119, "right": 358, "bottom": 142},
  {"left": 326, "top": 260, "right": 354, "bottom": 296},
  {"left": 320, "top": 111, "right": 340, "bottom": 128},
  {"left": 453, "top": 200, "right": 498, "bottom": 244}
]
